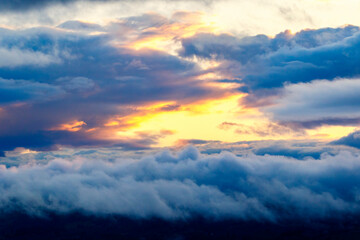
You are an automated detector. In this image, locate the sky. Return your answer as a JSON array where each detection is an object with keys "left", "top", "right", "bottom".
[{"left": 1, "top": 0, "right": 360, "bottom": 230}]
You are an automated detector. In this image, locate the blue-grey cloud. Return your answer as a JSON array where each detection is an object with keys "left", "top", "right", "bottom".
[
  {"left": 190, "top": 139, "right": 352, "bottom": 159},
  {"left": 0, "top": 78, "right": 64, "bottom": 104},
  {"left": 0, "top": 19, "right": 225, "bottom": 153},
  {"left": 0, "top": 0, "right": 112, "bottom": 12},
  {"left": 0, "top": 0, "right": 212, "bottom": 12},
  {"left": 181, "top": 25, "right": 359, "bottom": 64},
  {"left": 1, "top": 146, "right": 360, "bottom": 221},
  {"left": 181, "top": 26, "right": 360, "bottom": 129},
  {"left": 332, "top": 130, "right": 360, "bottom": 149},
  {"left": 181, "top": 25, "right": 360, "bottom": 107},
  {"left": 57, "top": 20, "right": 104, "bottom": 32},
  {"left": 0, "top": 129, "right": 173, "bottom": 155},
  {"left": 262, "top": 78, "right": 360, "bottom": 126}
]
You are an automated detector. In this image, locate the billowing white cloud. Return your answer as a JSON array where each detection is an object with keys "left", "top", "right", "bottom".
[{"left": 1, "top": 146, "right": 360, "bottom": 221}]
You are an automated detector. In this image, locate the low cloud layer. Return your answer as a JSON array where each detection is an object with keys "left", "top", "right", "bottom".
[{"left": 1, "top": 146, "right": 360, "bottom": 221}]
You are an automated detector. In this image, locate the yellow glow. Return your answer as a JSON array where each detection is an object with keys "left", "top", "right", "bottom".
[
  {"left": 5, "top": 147, "right": 38, "bottom": 157},
  {"left": 46, "top": 10, "right": 359, "bottom": 147},
  {"left": 112, "top": 101, "right": 179, "bottom": 131},
  {"left": 307, "top": 125, "right": 357, "bottom": 140},
  {"left": 112, "top": 93, "right": 296, "bottom": 146},
  {"left": 105, "top": 92, "right": 357, "bottom": 147},
  {"left": 104, "top": 121, "right": 120, "bottom": 127},
  {"left": 195, "top": 58, "right": 221, "bottom": 71}
]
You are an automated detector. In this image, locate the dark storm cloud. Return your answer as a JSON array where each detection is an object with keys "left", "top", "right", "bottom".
[{"left": 1, "top": 146, "right": 360, "bottom": 221}]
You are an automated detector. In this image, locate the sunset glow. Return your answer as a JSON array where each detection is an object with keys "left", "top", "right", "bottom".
[{"left": 2, "top": 1, "right": 360, "bottom": 238}]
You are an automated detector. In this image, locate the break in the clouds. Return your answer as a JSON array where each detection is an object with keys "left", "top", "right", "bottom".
[
  {"left": 1, "top": 146, "right": 360, "bottom": 221},
  {"left": 0, "top": 13, "right": 229, "bottom": 153},
  {"left": 0, "top": 0, "right": 358, "bottom": 158},
  {"left": 1, "top": 14, "right": 360, "bottom": 152},
  {"left": 2, "top": 0, "right": 360, "bottom": 237},
  {"left": 181, "top": 25, "right": 360, "bottom": 98},
  {"left": 182, "top": 25, "right": 360, "bottom": 130}
]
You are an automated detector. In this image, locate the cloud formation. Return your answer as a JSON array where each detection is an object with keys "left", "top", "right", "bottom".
[
  {"left": 1, "top": 146, "right": 360, "bottom": 221},
  {"left": 0, "top": 78, "right": 64, "bottom": 104},
  {"left": 0, "top": 14, "right": 227, "bottom": 153},
  {"left": 1, "top": 10, "right": 360, "bottom": 152},
  {"left": 181, "top": 25, "right": 360, "bottom": 102},
  {"left": 0, "top": 0, "right": 111, "bottom": 12},
  {"left": 181, "top": 25, "right": 360, "bottom": 129},
  {"left": 333, "top": 130, "right": 360, "bottom": 149}
]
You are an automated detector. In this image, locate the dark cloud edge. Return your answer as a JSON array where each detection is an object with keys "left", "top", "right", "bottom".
[{"left": 0, "top": 0, "right": 214, "bottom": 12}]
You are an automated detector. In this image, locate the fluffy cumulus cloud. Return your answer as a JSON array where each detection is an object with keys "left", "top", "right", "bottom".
[{"left": 1, "top": 146, "right": 360, "bottom": 222}]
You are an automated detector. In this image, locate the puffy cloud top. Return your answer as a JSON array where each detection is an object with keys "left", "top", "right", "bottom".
[{"left": 1, "top": 146, "right": 360, "bottom": 221}]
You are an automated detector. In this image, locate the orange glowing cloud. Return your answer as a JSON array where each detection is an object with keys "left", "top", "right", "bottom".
[{"left": 50, "top": 121, "right": 87, "bottom": 132}]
